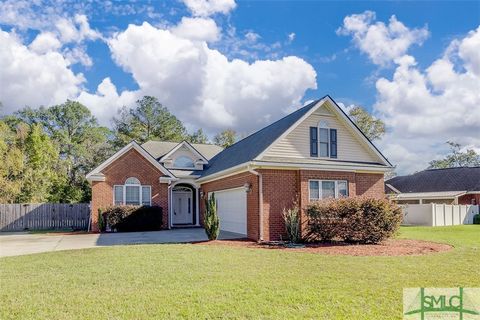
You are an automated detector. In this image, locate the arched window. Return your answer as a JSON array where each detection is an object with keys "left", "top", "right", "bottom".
[
  {"left": 318, "top": 121, "right": 330, "bottom": 158},
  {"left": 173, "top": 156, "right": 195, "bottom": 168},
  {"left": 114, "top": 177, "right": 151, "bottom": 206},
  {"left": 309, "top": 120, "right": 337, "bottom": 158}
]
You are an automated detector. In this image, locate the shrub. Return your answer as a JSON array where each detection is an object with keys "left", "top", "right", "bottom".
[
  {"left": 281, "top": 201, "right": 301, "bottom": 243},
  {"left": 97, "top": 208, "right": 106, "bottom": 232},
  {"left": 305, "top": 197, "right": 402, "bottom": 244},
  {"left": 204, "top": 193, "right": 220, "bottom": 240},
  {"left": 474, "top": 214, "right": 480, "bottom": 225},
  {"left": 102, "top": 206, "right": 163, "bottom": 232}
]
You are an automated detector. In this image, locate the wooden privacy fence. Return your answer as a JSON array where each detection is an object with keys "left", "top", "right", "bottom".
[
  {"left": 0, "top": 203, "right": 90, "bottom": 232},
  {"left": 401, "top": 204, "right": 479, "bottom": 226}
]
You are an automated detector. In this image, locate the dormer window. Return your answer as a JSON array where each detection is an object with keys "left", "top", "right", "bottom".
[
  {"left": 173, "top": 156, "right": 195, "bottom": 168},
  {"left": 310, "top": 121, "right": 337, "bottom": 158}
]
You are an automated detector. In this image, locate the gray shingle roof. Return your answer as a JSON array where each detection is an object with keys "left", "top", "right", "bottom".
[
  {"left": 142, "top": 141, "right": 223, "bottom": 161},
  {"left": 386, "top": 167, "right": 480, "bottom": 193},
  {"left": 200, "top": 98, "right": 322, "bottom": 177}
]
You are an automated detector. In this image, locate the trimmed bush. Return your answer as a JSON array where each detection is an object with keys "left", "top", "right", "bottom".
[
  {"left": 204, "top": 193, "right": 220, "bottom": 240},
  {"left": 102, "top": 206, "right": 163, "bottom": 232},
  {"left": 305, "top": 197, "right": 402, "bottom": 244},
  {"left": 97, "top": 208, "right": 106, "bottom": 232},
  {"left": 281, "top": 201, "right": 301, "bottom": 243},
  {"left": 473, "top": 214, "right": 480, "bottom": 225}
]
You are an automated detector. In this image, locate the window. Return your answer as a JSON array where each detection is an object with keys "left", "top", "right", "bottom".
[
  {"left": 173, "top": 156, "right": 195, "bottom": 168},
  {"left": 113, "top": 177, "right": 151, "bottom": 206},
  {"left": 309, "top": 124, "right": 338, "bottom": 159},
  {"left": 309, "top": 180, "right": 348, "bottom": 201}
]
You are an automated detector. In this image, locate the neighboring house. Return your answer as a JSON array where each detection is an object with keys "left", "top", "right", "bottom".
[
  {"left": 87, "top": 95, "right": 392, "bottom": 241},
  {"left": 386, "top": 167, "right": 480, "bottom": 205}
]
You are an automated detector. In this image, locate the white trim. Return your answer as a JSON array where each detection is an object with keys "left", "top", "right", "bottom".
[
  {"left": 113, "top": 183, "right": 152, "bottom": 206},
  {"left": 308, "top": 179, "right": 348, "bottom": 201},
  {"left": 88, "top": 173, "right": 105, "bottom": 182},
  {"left": 159, "top": 141, "right": 208, "bottom": 164},
  {"left": 250, "top": 160, "right": 391, "bottom": 172},
  {"left": 255, "top": 99, "right": 327, "bottom": 160},
  {"left": 195, "top": 162, "right": 250, "bottom": 183},
  {"left": 86, "top": 141, "right": 175, "bottom": 181},
  {"left": 385, "top": 183, "right": 401, "bottom": 194}
]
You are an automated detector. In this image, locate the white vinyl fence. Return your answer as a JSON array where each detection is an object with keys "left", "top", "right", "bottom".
[{"left": 401, "top": 204, "right": 479, "bottom": 226}]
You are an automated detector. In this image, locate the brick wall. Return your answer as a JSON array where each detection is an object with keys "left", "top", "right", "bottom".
[
  {"left": 355, "top": 173, "right": 385, "bottom": 198},
  {"left": 200, "top": 172, "right": 259, "bottom": 240},
  {"left": 458, "top": 193, "right": 480, "bottom": 205},
  {"left": 90, "top": 149, "right": 169, "bottom": 231}
]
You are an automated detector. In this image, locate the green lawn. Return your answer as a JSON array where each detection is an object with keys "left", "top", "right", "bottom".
[{"left": 1, "top": 226, "right": 478, "bottom": 319}]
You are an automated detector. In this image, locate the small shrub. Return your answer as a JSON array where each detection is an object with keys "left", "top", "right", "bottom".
[
  {"left": 473, "top": 214, "right": 480, "bottom": 225},
  {"left": 204, "top": 193, "right": 220, "bottom": 240},
  {"left": 282, "top": 201, "right": 301, "bottom": 243},
  {"left": 305, "top": 197, "right": 402, "bottom": 244},
  {"left": 102, "top": 206, "right": 163, "bottom": 232},
  {"left": 97, "top": 208, "right": 106, "bottom": 232}
]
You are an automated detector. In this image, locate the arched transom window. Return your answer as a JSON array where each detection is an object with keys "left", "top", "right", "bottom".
[
  {"left": 173, "top": 155, "right": 195, "bottom": 168},
  {"left": 114, "top": 177, "right": 151, "bottom": 206}
]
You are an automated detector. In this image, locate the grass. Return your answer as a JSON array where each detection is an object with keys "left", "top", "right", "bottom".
[{"left": 0, "top": 226, "right": 478, "bottom": 319}]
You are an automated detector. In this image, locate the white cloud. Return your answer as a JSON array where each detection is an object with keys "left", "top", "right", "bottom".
[
  {"left": 107, "top": 22, "right": 316, "bottom": 132},
  {"left": 182, "top": 0, "right": 236, "bottom": 17},
  {"left": 29, "top": 32, "right": 62, "bottom": 54},
  {"left": 171, "top": 17, "right": 220, "bottom": 42},
  {"left": 55, "top": 14, "right": 101, "bottom": 44},
  {"left": 338, "top": 11, "right": 429, "bottom": 66},
  {"left": 0, "top": 29, "right": 84, "bottom": 113},
  {"left": 287, "top": 32, "right": 296, "bottom": 43},
  {"left": 77, "top": 78, "right": 138, "bottom": 125},
  {"left": 374, "top": 26, "right": 480, "bottom": 174}
]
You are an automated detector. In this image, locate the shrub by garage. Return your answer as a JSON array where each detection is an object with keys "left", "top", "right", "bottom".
[
  {"left": 305, "top": 197, "right": 402, "bottom": 244},
  {"left": 100, "top": 206, "right": 163, "bottom": 232}
]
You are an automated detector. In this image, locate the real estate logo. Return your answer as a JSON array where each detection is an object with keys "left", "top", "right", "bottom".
[{"left": 404, "top": 288, "right": 480, "bottom": 319}]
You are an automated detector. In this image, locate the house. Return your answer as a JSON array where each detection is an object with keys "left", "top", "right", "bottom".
[
  {"left": 87, "top": 95, "right": 392, "bottom": 241},
  {"left": 386, "top": 167, "right": 480, "bottom": 205}
]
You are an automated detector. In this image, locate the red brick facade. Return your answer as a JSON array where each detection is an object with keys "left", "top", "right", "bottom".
[
  {"left": 90, "top": 149, "right": 169, "bottom": 231},
  {"left": 90, "top": 151, "right": 385, "bottom": 240},
  {"left": 458, "top": 193, "right": 480, "bottom": 205}
]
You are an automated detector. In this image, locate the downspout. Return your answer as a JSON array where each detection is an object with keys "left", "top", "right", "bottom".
[
  {"left": 167, "top": 180, "right": 172, "bottom": 229},
  {"left": 248, "top": 166, "right": 264, "bottom": 242}
]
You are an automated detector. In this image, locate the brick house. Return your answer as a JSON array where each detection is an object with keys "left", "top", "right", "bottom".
[{"left": 87, "top": 95, "right": 392, "bottom": 241}]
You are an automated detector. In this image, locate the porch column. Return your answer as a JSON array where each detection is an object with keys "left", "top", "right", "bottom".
[{"left": 195, "top": 186, "right": 200, "bottom": 226}]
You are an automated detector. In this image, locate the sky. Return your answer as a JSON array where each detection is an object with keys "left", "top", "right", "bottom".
[{"left": 0, "top": 0, "right": 479, "bottom": 175}]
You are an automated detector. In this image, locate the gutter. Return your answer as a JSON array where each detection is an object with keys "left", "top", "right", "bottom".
[{"left": 248, "top": 167, "right": 264, "bottom": 242}]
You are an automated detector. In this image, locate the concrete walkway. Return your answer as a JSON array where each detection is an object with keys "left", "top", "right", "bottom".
[{"left": 0, "top": 229, "right": 244, "bottom": 258}]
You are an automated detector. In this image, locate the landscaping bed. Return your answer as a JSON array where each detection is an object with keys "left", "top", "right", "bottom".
[{"left": 193, "top": 238, "right": 452, "bottom": 256}]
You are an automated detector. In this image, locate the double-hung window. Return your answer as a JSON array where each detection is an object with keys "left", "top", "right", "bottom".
[
  {"left": 114, "top": 177, "right": 151, "bottom": 206},
  {"left": 309, "top": 180, "right": 348, "bottom": 201},
  {"left": 310, "top": 123, "right": 337, "bottom": 159}
]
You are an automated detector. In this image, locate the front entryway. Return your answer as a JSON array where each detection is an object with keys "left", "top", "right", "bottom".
[{"left": 172, "top": 185, "right": 195, "bottom": 225}]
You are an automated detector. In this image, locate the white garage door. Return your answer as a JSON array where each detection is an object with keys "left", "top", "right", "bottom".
[{"left": 212, "top": 188, "right": 247, "bottom": 235}]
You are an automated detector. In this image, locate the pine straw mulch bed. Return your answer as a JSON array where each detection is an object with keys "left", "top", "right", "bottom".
[{"left": 193, "top": 239, "right": 452, "bottom": 256}]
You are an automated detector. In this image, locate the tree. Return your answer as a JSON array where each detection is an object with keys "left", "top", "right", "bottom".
[
  {"left": 112, "top": 96, "right": 187, "bottom": 146},
  {"left": 348, "top": 106, "right": 385, "bottom": 141},
  {"left": 213, "top": 129, "right": 236, "bottom": 148},
  {"left": 188, "top": 128, "right": 209, "bottom": 144},
  {"left": 0, "top": 121, "right": 24, "bottom": 203},
  {"left": 428, "top": 141, "right": 480, "bottom": 169}
]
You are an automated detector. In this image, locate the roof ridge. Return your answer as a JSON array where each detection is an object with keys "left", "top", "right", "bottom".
[{"left": 424, "top": 166, "right": 480, "bottom": 171}]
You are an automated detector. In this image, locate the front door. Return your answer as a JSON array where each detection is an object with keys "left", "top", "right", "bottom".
[{"left": 172, "top": 191, "right": 193, "bottom": 224}]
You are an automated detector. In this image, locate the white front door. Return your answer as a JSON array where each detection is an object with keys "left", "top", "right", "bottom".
[{"left": 172, "top": 191, "right": 193, "bottom": 224}]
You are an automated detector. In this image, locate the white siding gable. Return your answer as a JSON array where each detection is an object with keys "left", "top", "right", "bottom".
[
  {"left": 162, "top": 145, "right": 204, "bottom": 170},
  {"left": 260, "top": 101, "right": 382, "bottom": 164}
]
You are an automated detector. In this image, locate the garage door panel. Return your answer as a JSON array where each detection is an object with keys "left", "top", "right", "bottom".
[{"left": 212, "top": 188, "right": 247, "bottom": 235}]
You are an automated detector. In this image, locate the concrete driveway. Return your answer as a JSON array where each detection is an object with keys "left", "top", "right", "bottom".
[{"left": 0, "top": 228, "right": 244, "bottom": 258}]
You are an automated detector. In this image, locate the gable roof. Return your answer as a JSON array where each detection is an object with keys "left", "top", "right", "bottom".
[
  {"left": 86, "top": 141, "right": 175, "bottom": 181},
  {"left": 199, "top": 99, "right": 323, "bottom": 178},
  {"left": 386, "top": 167, "right": 480, "bottom": 193},
  {"left": 159, "top": 141, "right": 209, "bottom": 163},
  {"left": 142, "top": 141, "right": 223, "bottom": 161},
  {"left": 200, "top": 95, "right": 391, "bottom": 178}
]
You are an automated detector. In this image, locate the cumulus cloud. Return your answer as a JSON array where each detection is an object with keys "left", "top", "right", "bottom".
[
  {"left": 374, "top": 27, "right": 480, "bottom": 173},
  {"left": 182, "top": 0, "right": 236, "bottom": 17},
  {"left": 337, "top": 11, "right": 429, "bottom": 66},
  {"left": 0, "top": 29, "right": 84, "bottom": 113},
  {"left": 171, "top": 17, "right": 220, "bottom": 42},
  {"left": 55, "top": 14, "right": 101, "bottom": 43},
  {"left": 107, "top": 22, "right": 317, "bottom": 132},
  {"left": 29, "top": 32, "right": 62, "bottom": 54}
]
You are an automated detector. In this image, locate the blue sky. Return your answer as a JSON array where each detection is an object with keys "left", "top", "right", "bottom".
[{"left": 0, "top": 0, "right": 479, "bottom": 174}]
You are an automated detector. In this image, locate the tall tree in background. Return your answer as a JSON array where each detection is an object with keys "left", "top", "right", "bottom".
[
  {"left": 188, "top": 128, "right": 209, "bottom": 144},
  {"left": 428, "top": 141, "right": 480, "bottom": 169},
  {"left": 348, "top": 106, "right": 385, "bottom": 141},
  {"left": 14, "top": 101, "right": 112, "bottom": 202},
  {"left": 213, "top": 129, "right": 236, "bottom": 148},
  {"left": 112, "top": 96, "right": 187, "bottom": 146}
]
